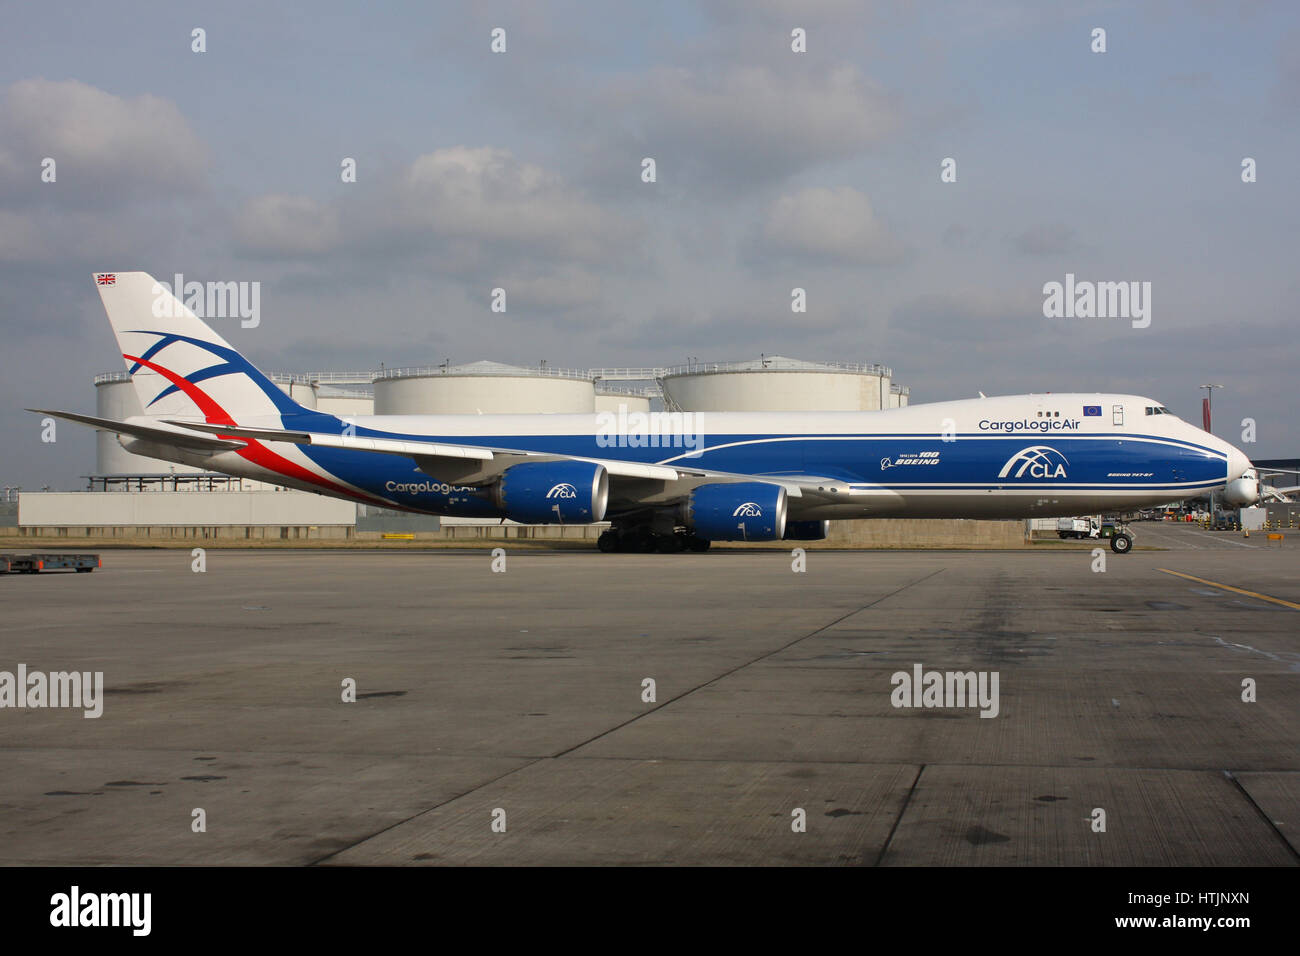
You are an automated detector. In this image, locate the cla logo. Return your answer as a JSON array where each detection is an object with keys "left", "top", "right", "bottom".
[
  {"left": 997, "top": 445, "right": 1069, "bottom": 479},
  {"left": 732, "top": 502, "right": 763, "bottom": 517},
  {"left": 546, "top": 483, "right": 578, "bottom": 499}
]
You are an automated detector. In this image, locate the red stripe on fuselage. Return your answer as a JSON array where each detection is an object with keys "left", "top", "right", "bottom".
[{"left": 123, "top": 353, "right": 391, "bottom": 506}]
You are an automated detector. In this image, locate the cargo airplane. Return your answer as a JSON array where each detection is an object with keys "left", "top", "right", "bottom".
[{"left": 30, "top": 272, "right": 1261, "bottom": 553}]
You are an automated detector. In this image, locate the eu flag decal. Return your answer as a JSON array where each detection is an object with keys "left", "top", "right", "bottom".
[{"left": 1083, "top": 405, "right": 1102, "bottom": 416}]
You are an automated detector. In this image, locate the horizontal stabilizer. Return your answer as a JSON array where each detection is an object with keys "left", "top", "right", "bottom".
[
  {"left": 166, "top": 420, "right": 494, "bottom": 461},
  {"left": 28, "top": 409, "right": 247, "bottom": 453}
]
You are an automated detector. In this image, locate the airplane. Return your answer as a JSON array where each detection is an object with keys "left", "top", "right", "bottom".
[{"left": 29, "top": 272, "right": 1261, "bottom": 554}]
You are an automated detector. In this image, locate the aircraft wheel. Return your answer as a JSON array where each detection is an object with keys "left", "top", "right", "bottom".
[
  {"left": 624, "top": 529, "right": 655, "bottom": 553},
  {"left": 597, "top": 530, "right": 619, "bottom": 553},
  {"left": 1110, "top": 532, "right": 1133, "bottom": 554},
  {"left": 657, "top": 534, "right": 684, "bottom": 553},
  {"left": 688, "top": 536, "right": 710, "bottom": 552}
]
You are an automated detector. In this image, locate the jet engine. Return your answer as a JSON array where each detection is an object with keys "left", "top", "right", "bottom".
[
  {"left": 686, "top": 481, "right": 787, "bottom": 541},
  {"left": 496, "top": 461, "right": 608, "bottom": 523}
]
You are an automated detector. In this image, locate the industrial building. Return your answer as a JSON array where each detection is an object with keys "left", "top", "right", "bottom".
[
  {"left": 1255, "top": 458, "right": 1300, "bottom": 501},
  {"left": 16, "top": 355, "right": 913, "bottom": 539}
]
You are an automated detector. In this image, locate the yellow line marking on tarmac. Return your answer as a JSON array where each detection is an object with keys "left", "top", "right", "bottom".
[{"left": 1157, "top": 568, "right": 1300, "bottom": 610}]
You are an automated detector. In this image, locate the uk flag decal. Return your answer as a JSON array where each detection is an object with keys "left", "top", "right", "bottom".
[{"left": 96, "top": 274, "right": 116, "bottom": 286}]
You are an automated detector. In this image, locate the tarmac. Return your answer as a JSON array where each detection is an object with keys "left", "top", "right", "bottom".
[{"left": 0, "top": 522, "right": 1296, "bottom": 866}]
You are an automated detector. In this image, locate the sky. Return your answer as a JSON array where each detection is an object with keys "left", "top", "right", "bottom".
[{"left": 1, "top": 0, "right": 1297, "bottom": 489}]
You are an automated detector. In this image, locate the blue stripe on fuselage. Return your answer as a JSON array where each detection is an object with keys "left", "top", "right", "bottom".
[{"left": 279, "top": 414, "right": 1227, "bottom": 514}]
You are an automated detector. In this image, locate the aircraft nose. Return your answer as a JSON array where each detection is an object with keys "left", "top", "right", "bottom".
[
  {"left": 1220, "top": 442, "right": 1258, "bottom": 506},
  {"left": 1226, "top": 444, "right": 1252, "bottom": 482},
  {"left": 1217, "top": 441, "right": 1258, "bottom": 506},
  {"left": 1224, "top": 469, "right": 1259, "bottom": 506}
]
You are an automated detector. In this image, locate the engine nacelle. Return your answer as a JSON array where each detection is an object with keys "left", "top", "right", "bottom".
[
  {"left": 496, "top": 461, "right": 608, "bottom": 523},
  {"left": 783, "top": 519, "right": 829, "bottom": 541},
  {"left": 686, "top": 481, "right": 787, "bottom": 541}
]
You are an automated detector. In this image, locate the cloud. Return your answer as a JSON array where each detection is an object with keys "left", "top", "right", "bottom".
[
  {"left": 0, "top": 79, "right": 208, "bottom": 204},
  {"left": 942, "top": 223, "right": 984, "bottom": 250},
  {"left": 228, "top": 146, "right": 638, "bottom": 277},
  {"left": 1009, "top": 222, "right": 1081, "bottom": 256},
  {"left": 327, "top": 146, "right": 638, "bottom": 269},
  {"left": 699, "top": 0, "right": 878, "bottom": 24},
  {"left": 888, "top": 288, "right": 1046, "bottom": 346},
  {"left": 386, "top": 147, "right": 632, "bottom": 258},
  {"left": 607, "top": 289, "right": 856, "bottom": 355},
  {"left": 232, "top": 195, "right": 343, "bottom": 258},
  {"left": 595, "top": 65, "right": 899, "bottom": 191},
  {"left": 223, "top": 148, "right": 636, "bottom": 330},
  {"left": 502, "top": 268, "right": 603, "bottom": 312},
  {"left": 1275, "top": 27, "right": 1300, "bottom": 111},
  {"left": 748, "top": 186, "right": 905, "bottom": 265},
  {"left": 0, "top": 206, "right": 186, "bottom": 268},
  {"left": 0, "top": 210, "right": 50, "bottom": 262}
]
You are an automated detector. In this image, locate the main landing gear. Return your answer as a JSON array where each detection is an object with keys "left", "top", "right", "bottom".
[
  {"left": 597, "top": 525, "right": 710, "bottom": 553},
  {"left": 1109, "top": 525, "right": 1134, "bottom": 553}
]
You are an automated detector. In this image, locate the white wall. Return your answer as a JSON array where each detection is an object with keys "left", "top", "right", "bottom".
[{"left": 19, "top": 491, "right": 356, "bottom": 526}]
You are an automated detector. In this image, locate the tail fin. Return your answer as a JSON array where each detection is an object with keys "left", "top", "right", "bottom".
[{"left": 93, "top": 271, "right": 307, "bottom": 424}]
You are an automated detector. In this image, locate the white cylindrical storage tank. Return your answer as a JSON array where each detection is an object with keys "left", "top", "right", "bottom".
[
  {"left": 94, "top": 372, "right": 205, "bottom": 475},
  {"left": 889, "top": 384, "right": 910, "bottom": 409},
  {"left": 661, "top": 357, "right": 895, "bottom": 412},
  {"left": 315, "top": 388, "right": 374, "bottom": 417},
  {"left": 281, "top": 379, "right": 318, "bottom": 409},
  {"left": 373, "top": 362, "right": 595, "bottom": 415},
  {"left": 594, "top": 390, "right": 652, "bottom": 415}
]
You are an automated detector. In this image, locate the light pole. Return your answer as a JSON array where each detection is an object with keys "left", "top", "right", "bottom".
[
  {"left": 1198, "top": 384, "right": 1225, "bottom": 516},
  {"left": 1197, "top": 383, "right": 1223, "bottom": 433}
]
